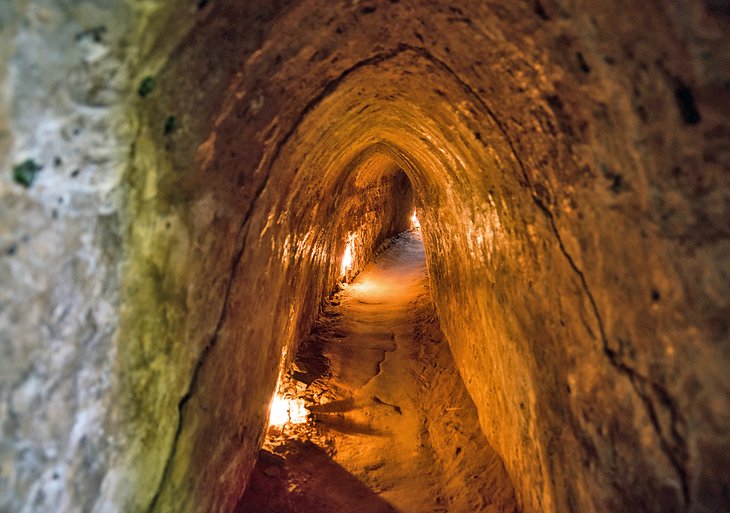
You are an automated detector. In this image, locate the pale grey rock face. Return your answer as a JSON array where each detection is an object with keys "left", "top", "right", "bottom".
[
  {"left": 1, "top": 1, "right": 729, "bottom": 513},
  {"left": 0, "top": 1, "right": 132, "bottom": 511}
]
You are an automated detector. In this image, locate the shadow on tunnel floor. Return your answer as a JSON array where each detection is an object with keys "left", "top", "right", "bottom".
[{"left": 235, "top": 439, "right": 400, "bottom": 513}]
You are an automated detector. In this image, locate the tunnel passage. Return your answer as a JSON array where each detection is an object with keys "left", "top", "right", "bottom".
[
  {"left": 117, "top": 3, "right": 729, "bottom": 513},
  {"left": 237, "top": 228, "right": 519, "bottom": 513},
  {"left": 126, "top": 21, "right": 728, "bottom": 510},
  {"left": 3, "top": 1, "right": 724, "bottom": 513}
]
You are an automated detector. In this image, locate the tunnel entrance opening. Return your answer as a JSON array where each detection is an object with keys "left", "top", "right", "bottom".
[{"left": 236, "top": 224, "right": 518, "bottom": 513}]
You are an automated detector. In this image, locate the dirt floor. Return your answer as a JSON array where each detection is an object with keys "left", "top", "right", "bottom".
[{"left": 236, "top": 231, "right": 518, "bottom": 513}]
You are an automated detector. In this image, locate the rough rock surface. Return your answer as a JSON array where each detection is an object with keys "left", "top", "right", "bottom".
[{"left": 0, "top": 1, "right": 728, "bottom": 513}]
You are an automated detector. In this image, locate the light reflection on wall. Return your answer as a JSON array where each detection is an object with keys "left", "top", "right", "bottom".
[
  {"left": 268, "top": 394, "right": 309, "bottom": 427},
  {"left": 410, "top": 210, "right": 420, "bottom": 229},
  {"left": 340, "top": 233, "right": 356, "bottom": 279}
]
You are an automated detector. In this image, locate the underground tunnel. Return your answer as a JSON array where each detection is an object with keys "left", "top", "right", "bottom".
[{"left": 1, "top": 1, "right": 729, "bottom": 513}]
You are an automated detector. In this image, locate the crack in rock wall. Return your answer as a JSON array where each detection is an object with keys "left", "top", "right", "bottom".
[{"left": 0, "top": 1, "right": 728, "bottom": 513}]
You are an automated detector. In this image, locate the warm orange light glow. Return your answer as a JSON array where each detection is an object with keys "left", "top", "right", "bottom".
[
  {"left": 341, "top": 233, "right": 356, "bottom": 278},
  {"left": 268, "top": 394, "right": 309, "bottom": 427},
  {"left": 410, "top": 210, "right": 420, "bottom": 229}
]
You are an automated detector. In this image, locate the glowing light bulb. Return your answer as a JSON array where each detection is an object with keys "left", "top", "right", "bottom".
[
  {"left": 340, "top": 233, "right": 355, "bottom": 278},
  {"left": 268, "top": 394, "right": 309, "bottom": 427},
  {"left": 410, "top": 210, "right": 420, "bottom": 229}
]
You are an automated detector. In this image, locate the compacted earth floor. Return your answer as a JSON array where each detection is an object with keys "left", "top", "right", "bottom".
[{"left": 236, "top": 231, "right": 517, "bottom": 513}]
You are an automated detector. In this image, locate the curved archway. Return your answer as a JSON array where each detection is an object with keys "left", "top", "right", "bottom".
[
  {"left": 132, "top": 46, "right": 609, "bottom": 513},
  {"left": 107, "top": 3, "right": 728, "bottom": 513},
  {"left": 237, "top": 51, "right": 558, "bottom": 511}
]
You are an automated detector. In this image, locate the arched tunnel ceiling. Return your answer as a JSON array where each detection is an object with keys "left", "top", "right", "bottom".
[
  {"left": 0, "top": 1, "right": 727, "bottom": 513},
  {"left": 124, "top": 2, "right": 728, "bottom": 511}
]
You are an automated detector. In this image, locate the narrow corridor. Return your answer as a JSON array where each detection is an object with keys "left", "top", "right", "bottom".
[{"left": 237, "top": 231, "right": 516, "bottom": 513}]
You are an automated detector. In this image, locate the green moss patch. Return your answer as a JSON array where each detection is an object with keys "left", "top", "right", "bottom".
[
  {"left": 138, "top": 76, "right": 156, "bottom": 98},
  {"left": 164, "top": 115, "right": 177, "bottom": 135},
  {"left": 12, "top": 159, "right": 42, "bottom": 187}
]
